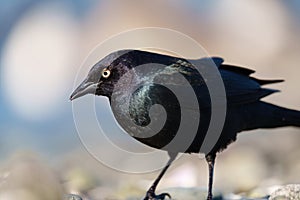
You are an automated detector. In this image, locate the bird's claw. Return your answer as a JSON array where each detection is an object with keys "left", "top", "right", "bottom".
[
  {"left": 65, "top": 194, "right": 83, "bottom": 200},
  {"left": 144, "top": 191, "right": 171, "bottom": 200}
]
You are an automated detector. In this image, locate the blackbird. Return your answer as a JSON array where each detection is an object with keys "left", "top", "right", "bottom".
[{"left": 70, "top": 49, "right": 300, "bottom": 200}]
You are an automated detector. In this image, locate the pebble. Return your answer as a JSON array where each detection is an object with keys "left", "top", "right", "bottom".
[{"left": 269, "top": 184, "right": 300, "bottom": 200}]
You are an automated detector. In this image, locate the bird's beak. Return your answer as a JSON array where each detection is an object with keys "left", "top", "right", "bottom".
[{"left": 70, "top": 79, "right": 98, "bottom": 101}]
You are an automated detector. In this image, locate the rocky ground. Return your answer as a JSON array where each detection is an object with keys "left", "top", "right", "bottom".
[{"left": 0, "top": 130, "right": 300, "bottom": 200}]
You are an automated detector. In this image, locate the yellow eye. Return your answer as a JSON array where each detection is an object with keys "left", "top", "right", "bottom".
[{"left": 102, "top": 68, "right": 111, "bottom": 78}]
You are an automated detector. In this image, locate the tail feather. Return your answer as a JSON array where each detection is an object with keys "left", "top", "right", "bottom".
[
  {"left": 282, "top": 107, "right": 300, "bottom": 127},
  {"left": 251, "top": 77, "right": 284, "bottom": 86},
  {"left": 243, "top": 101, "right": 300, "bottom": 130}
]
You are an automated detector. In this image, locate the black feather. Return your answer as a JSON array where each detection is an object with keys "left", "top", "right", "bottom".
[
  {"left": 250, "top": 77, "right": 284, "bottom": 85},
  {"left": 219, "top": 64, "right": 255, "bottom": 76}
]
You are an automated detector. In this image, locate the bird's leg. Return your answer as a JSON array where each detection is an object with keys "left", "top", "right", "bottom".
[
  {"left": 206, "top": 153, "right": 216, "bottom": 200},
  {"left": 144, "top": 153, "right": 177, "bottom": 200}
]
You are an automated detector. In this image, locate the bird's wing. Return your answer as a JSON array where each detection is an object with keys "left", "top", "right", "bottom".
[
  {"left": 197, "top": 57, "right": 283, "bottom": 106},
  {"left": 218, "top": 59, "right": 283, "bottom": 104},
  {"left": 154, "top": 57, "right": 283, "bottom": 108}
]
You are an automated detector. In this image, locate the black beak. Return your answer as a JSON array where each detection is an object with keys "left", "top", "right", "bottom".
[{"left": 70, "top": 79, "right": 98, "bottom": 101}]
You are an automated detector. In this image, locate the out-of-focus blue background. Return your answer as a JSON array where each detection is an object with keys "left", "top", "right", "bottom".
[{"left": 1, "top": 1, "right": 300, "bottom": 199}]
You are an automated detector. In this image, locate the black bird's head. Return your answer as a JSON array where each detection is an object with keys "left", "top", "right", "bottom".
[
  {"left": 70, "top": 49, "right": 179, "bottom": 101},
  {"left": 70, "top": 50, "right": 136, "bottom": 101}
]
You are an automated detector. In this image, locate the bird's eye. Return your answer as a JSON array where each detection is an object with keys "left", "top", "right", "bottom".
[{"left": 102, "top": 68, "right": 111, "bottom": 78}]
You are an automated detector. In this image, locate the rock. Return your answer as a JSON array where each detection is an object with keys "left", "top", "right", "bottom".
[
  {"left": 0, "top": 153, "right": 63, "bottom": 200},
  {"left": 0, "top": 189, "right": 40, "bottom": 200},
  {"left": 269, "top": 184, "right": 300, "bottom": 200},
  {"left": 64, "top": 167, "right": 98, "bottom": 194},
  {"left": 246, "top": 184, "right": 281, "bottom": 199}
]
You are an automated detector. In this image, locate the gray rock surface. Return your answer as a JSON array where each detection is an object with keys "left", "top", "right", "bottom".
[{"left": 269, "top": 184, "right": 300, "bottom": 200}]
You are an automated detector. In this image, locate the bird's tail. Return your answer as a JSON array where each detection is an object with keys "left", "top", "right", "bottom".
[
  {"left": 275, "top": 105, "right": 300, "bottom": 127},
  {"left": 243, "top": 101, "right": 300, "bottom": 130}
]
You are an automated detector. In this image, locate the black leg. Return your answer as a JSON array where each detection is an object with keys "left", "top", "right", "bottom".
[
  {"left": 205, "top": 153, "right": 216, "bottom": 200},
  {"left": 144, "top": 153, "right": 177, "bottom": 200}
]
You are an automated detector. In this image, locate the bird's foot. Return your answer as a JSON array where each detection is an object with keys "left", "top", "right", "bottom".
[
  {"left": 65, "top": 194, "right": 83, "bottom": 200},
  {"left": 206, "top": 194, "right": 213, "bottom": 200},
  {"left": 143, "top": 190, "right": 171, "bottom": 200}
]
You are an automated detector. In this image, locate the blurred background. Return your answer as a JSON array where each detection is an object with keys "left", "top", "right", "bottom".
[{"left": 1, "top": 0, "right": 300, "bottom": 199}]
